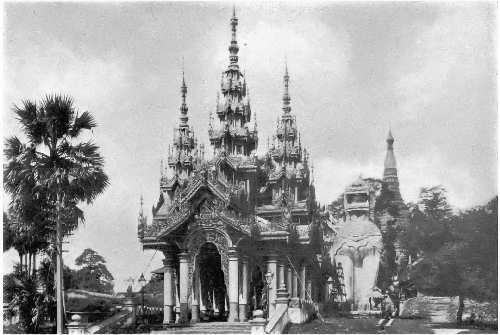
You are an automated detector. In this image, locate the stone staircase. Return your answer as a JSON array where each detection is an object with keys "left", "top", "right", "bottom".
[
  {"left": 151, "top": 321, "right": 252, "bottom": 334},
  {"left": 400, "top": 295, "right": 458, "bottom": 323},
  {"left": 425, "top": 296, "right": 458, "bottom": 323}
]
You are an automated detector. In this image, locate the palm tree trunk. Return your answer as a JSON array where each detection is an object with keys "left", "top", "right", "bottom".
[
  {"left": 28, "top": 252, "right": 32, "bottom": 279},
  {"left": 32, "top": 253, "right": 37, "bottom": 278},
  {"left": 456, "top": 295, "right": 465, "bottom": 325},
  {"left": 56, "top": 193, "right": 64, "bottom": 334}
]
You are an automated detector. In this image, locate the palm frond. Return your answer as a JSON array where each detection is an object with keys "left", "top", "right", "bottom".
[
  {"left": 69, "top": 111, "right": 97, "bottom": 138},
  {"left": 4, "top": 136, "right": 24, "bottom": 160},
  {"left": 13, "top": 100, "right": 46, "bottom": 144},
  {"left": 41, "top": 94, "right": 75, "bottom": 141},
  {"left": 58, "top": 141, "right": 105, "bottom": 168}
]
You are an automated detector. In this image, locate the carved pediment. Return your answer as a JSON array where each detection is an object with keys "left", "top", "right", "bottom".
[
  {"left": 198, "top": 197, "right": 227, "bottom": 220},
  {"left": 190, "top": 197, "right": 252, "bottom": 235}
]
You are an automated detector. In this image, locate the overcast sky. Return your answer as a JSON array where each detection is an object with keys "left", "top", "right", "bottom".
[{"left": 3, "top": 1, "right": 497, "bottom": 291}]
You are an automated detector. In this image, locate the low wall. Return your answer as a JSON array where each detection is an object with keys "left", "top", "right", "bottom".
[
  {"left": 288, "top": 301, "right": 315, "bottom": 324},
  {"left": 400, "top": 295, "right": 498, "bottom": 326},
  {"left": 67, "top": 298, "right": 137, "bottom": 334},
  {"left": 265, "top": 304, "right": 290, "bottom": 334},
  {"left": 89, "top": 310, "right": 132, "bottom": 334}
]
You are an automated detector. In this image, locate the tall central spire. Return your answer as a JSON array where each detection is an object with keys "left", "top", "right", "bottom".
[
  {"left": 228, "top": 5, "right": 239, "bottom": 69},
  {"left": 383, "top": 129, "right": 402, "bottom": 200},
  {"left": 209, "top": 7, "right": 257, "bottom": 156},
  {"left": 384, "top": 129, "right": 396, "bottom": 173},
  {"left": 282, "top": 62, "right": 291, "bottom": 114},
  {"left": 179, "top": 69, "right": 188, "bottom": 127}
]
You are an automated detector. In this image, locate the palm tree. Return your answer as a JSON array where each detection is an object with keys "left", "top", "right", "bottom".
[{"left": 4, "top": 94, "right": 109, "bottom": 333}]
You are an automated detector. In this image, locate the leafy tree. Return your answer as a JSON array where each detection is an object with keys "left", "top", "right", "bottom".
[
  {"left": 374, "top": 183, "right": 400, "bottom": 291},
  {"left": 449, "top": 197, "right": 497, "bottom": 322},
  {"left": 376, "top": 219, "right": 398, "bottom": 291},
  {"left": 3, "top": 211, "right": 15, "bottom": 252},
  {"left": 416, "top": 185, "right": 452, "bottom": 221},
  {"left": 4, "top": 94, "right": 109, "bottom": 245},
  {"left": 403, "top": 186, "right": 497, "bottom": 324},
  {"left": 4, "top": 95, "right": 109, "bottom": 329},
  {"left": 4, "top": 263, "right": 57, "bottom": 333},
  {"left": 400, "top": 186, "right": 452, "bottom": 260},
  {"left": 74, "top": 248, "right": 114, "bottom": 294}
]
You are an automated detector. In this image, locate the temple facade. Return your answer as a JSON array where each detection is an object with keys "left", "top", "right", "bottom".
[{"left": 137, "top": 8, "right": 409, "bottom": 325}]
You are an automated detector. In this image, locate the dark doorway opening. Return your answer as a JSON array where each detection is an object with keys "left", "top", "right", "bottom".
[{"left": 198, "top": 243, "right": 228, "bottom": 322}]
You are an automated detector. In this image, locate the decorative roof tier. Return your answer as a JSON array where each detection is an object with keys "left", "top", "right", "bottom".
[
  {"left": 269, "top": 65, "right": 303, "bottom": 166},
  {"left": 209, "top": 8, "right": 258, "bottom": 156},
  {"left": 256, "top": 64, "right": 315, "bottom": 216},
  {"left": 162, "top": 72, "right": 205, "bottom": 189}
]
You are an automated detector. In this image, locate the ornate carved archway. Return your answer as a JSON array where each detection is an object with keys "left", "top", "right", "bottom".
[{"left": 184, "top": 226, "right": 233, "bottom": 300}]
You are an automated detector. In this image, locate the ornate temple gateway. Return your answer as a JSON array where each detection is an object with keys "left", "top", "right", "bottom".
[{"left": 137, "top": 8, "right": 408, "bottom": 325}]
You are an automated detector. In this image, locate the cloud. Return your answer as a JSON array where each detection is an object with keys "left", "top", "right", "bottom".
[
  {"left": 315, "top": 146, "right": 495, "bottom": 211},
  {"left": 393, "top": 5, "right": 494, "bottom": 123},
  {"left": 4, "top": 40, "right": 130, "bottom": 128},
  {"left": 315, "top": 156, "right": 383, "bottom": 205}
]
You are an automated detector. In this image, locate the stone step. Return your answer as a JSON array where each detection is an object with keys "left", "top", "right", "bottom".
[{"left": 152, "top": 322, "right": 252, "bottom": 334}]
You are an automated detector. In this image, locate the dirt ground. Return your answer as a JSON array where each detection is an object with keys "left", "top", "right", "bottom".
[{"left": 287, "top": 317, "right": 497, "bottom": 334}]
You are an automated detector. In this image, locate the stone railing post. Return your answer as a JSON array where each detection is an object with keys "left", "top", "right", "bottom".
[
  {"left": 276, "top": 285, "right": 289, "bottom": 308},
  {"left": 66, "top": 314, "right": 86, "bottom": 334},
  {"left": 249, "top": 310, "right": 266, "bottom": 335}
]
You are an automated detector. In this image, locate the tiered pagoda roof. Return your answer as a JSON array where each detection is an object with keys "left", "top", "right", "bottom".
[
  {"left": 208, "top": 7, "right": 257, "bottom": 157},
  {"left": 160, "top": 73, "right": 205, "bottom": 193},
  {"left": 138, "top": 8, "right": 317, "bottom": 247},
  {"left": 256, "top": 64, "right": 314, "bottom": 224}
]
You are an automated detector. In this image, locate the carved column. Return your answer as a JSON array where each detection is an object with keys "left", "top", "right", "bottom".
[
  {"left": 228, "top": 247, "right": 240, "bottom": 322},
  {"left": 175, "top": 271, "right": 181, "bottom": 323},
  {"left": 292, "top": 270, "right": 298, "bottom": 298},
  {"left": 163, "top": 254, "right": 175, "bottom": 324},
  {"left": 279, "top": 260, "right": 286, "bottom": 289},
  {"left": 287, "top": 265, "right": 293, "bottom": 296},
  {"left": 191, "top": 269, "right": 200, "bottom": 323},
  {"left": 266, "top": 253, "right": 279, "bottom": 316},
  {"left": 300, "top": 264, "right": 306, "bottom": 301},
  {"left": 306, "top": 279, "right": 312, "bottom": 302},
  {"left": 178, "top": 252, "right": 190, "bottom": 323},
  {"left": 239, "top": 256, "right": 249, "bottom": 322}
]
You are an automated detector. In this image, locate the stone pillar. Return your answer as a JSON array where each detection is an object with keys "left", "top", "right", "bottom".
[
  {"left": 287, "top": 266, "right": 293, "bottom": 295},
  {"left": 266, "top": 253, "right": 279, "bottom": 316},
  {"left": 228, "top": 247, "right": 240, "bottom": 322},
  {"left": 239, "top": 256, "right": 249, "bottom": 322},
  {"left": 306, "top": 280, "right": 312, "bottom": 303},
  {"left": 279, "top": 261, "right": 286, "bottom": 289},
  {"left": 67, "top": 314, "right": 85, "bottom": 334},
  {"left": 175, "top": 271, "right": 181, "bottom": 323},
  {"left": 249, "top": 310, "right": 266, "bottom": 334},
  {"left": 191, "top": 269, "right": 200, "bottom": 323},
  {"left": 292, "top": 269, "right": 298, "bottom": 298},
  {"left": 178, "top": 252, "right": 190, "bottom": 323},
  {"left": 276, "top": 286, "right": 289, "bottom": 308},
  {"left": 163, "top": 255, "right": 175, "bottom": 324},
  {"left": 199, "top": 278, "right": 206, "bottom": 319},
  {"left": 300, "top": 264, "right": 306, "bottom": 301}
]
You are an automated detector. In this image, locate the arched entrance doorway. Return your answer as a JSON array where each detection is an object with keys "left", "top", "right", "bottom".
[
  {"left": 197, "top": 242, "right": 228, "bottom": 321},
  {"left": 249, "top": 266, "right": 265, "bottom": 313}
]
